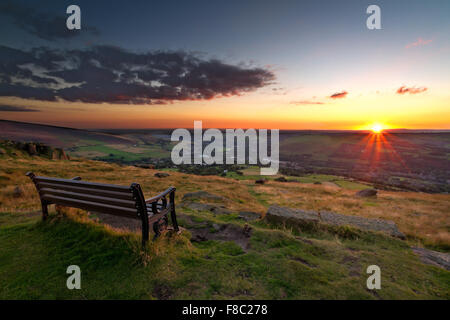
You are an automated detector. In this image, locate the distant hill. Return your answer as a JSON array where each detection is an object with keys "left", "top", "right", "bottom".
[{"left": 0, "top": 119, "right": 133, "bottom": 148}]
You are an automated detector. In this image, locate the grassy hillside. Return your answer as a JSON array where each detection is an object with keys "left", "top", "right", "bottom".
[{"left": 0, "top": 147, "right": 449, "bottom": 299}]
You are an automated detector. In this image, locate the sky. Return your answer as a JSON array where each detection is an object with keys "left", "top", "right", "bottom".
[{"left": 0, "top": 0, "right": 449, "bottom": 129}]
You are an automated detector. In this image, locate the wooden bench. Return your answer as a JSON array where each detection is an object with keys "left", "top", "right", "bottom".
[{"left": 26, "top": 172, "right": 179, "bottom": 245}]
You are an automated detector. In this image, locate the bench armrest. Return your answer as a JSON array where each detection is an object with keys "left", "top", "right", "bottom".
[{"left": 145, "top": 186, "right": 176, "bottom": 204}]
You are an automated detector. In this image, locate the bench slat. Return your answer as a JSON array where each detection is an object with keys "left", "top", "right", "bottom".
[
  {"left": 34, "top": 176, "right": 131, "bottom": 192},
  {"left": 41, "top": 194, "right": 141, "bottom": 219},
  {"left": 36, "top": 182, "right": 134, "bottom": 200},
  {"left": 40, "top": 188, "right": 137, "bottom": 209}
]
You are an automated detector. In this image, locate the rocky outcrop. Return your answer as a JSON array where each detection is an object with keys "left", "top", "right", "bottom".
[
  {"left": 265, "top": 206, "right": 319, "bottom": 230},
  {"left": 1, "top": 140, "right": 69, "bottom": 160},
  {"left": 265, "top": 205, "right": 405, "bottom": 239},
  {"left": 154, "top": 172, "right": 170, "bottom": 178},
  {"left": 412, "top": 247, "right": 450, "bottom": 270},
  {"left": 355, "top": 189, "right": 378, "bottom": 198}
]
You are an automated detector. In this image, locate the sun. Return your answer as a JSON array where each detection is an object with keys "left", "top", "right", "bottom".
[{"left": 371, "top": 123, "right": 384, "bottom": 133}]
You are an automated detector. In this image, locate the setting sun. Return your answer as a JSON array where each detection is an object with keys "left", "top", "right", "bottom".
[{"left": 371, "top": 124, "right": 384, "bottom": 133}]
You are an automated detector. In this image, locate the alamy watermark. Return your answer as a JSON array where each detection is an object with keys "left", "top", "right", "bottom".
[
  {"left": 366, "top": 265, "right": 381, "bottom": 290},
  {"left": 66, "top": 265, "right": 81, "bottom": 289},
  {"left": 171, "top": 121, "right": 279, "bottom": 175}
]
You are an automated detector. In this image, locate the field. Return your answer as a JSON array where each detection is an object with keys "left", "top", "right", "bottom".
[
  {"left": 0, "top": 145, "right": 449, "bottom": 299},
  {"left": 2, "top": 120, "right": 449, "bottom": 193}
]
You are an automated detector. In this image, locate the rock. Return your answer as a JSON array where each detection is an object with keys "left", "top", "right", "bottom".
[
  {"left": 182, "top": 202, "right": 231, "bottom": 215},
  {"left": 154, "top": 172, "right": 170, "bottom": 178},
  {"left": 12, "top": 186, "right": 24, "bottom": 198},
  {"left": 183, "top": 202, "right": 216, "bottom": 212},
  {"left": 182, "top": 191, "right": 225, "bottom": 202},
  {"left": 275, "top": 176, "right": 288, "bottom": 182},
  {"left": 319, "top": 211, "right": 406, "bottom": 239},
  {"left": 188, "top": 223, "right": 251, "bottom": 250},
  {"left": 27, "top": 143, "right": 37, "bottom": 155},
  {"left": 265, "top": 206, "right": 319, "bottom": 229},
  {"left": 238, "top": 211, "right": 261, "bottom": 221},
  {"left": 313, "top": 181, "right": 322, "bottom": 185},
  {"left": 243, "top": 224, "right": 252, "bottom": 238},
  {"left": 265, "top": 205, "right": 406, "bottom": 239},
  {"left": 211, "top": 206, "right": 232, "bottom": 215},
  {"left": 255, "top": 179, "right": 265, "bottom": 185},
  {"left": 135, "top": 164, "right": 153, "bottom": 169},
  {"left": 412, "top": 247, "right": 450, "bottom": 270},
  {"left": 356, "top": 189, "right": 377, "bottom": 198},
  {"left": 51, "top": 148, "right": 69, "bottom": 160}
]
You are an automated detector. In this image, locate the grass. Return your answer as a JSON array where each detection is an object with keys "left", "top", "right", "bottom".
[
  {"left": 0, "top": 209, "right": 448, "bottom": 299},
  {"left": 0, "top": 151, "right": 449, "bottom": 299}
]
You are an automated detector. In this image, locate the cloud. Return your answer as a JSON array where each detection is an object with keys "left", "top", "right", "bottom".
[
  {"left": 290, "top": 100, "right": 325, "bottom": 105},
  {"left": 0, "top": 1, "right": 99, "bottom": 41},
  {"left": 396, "top": 86, "right": 427, "bottom": 95},
  {"left": 0, "top": 105, "right": 39, "bottom": 112},
  {"left": 405, "top": 38, "right": 432, "bottom": 49},
  {"left": 0, "top": 45, "right": 275, "bottom": 104},
  {"left": 329, "top": 91, "right": 348, "bottom": 99}
]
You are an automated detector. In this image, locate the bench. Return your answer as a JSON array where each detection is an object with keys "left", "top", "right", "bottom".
[{"left": 26, "top": 172, "right": 179, "bottom": 245}]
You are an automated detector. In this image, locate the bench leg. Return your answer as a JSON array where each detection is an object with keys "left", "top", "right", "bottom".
[
  {"left": 41, "top": 200, "right": 49, "bottom": 221},
  {"left": 142, "top": 219, "right": 149, "bottom": 247},
  {"left": 169, "top": 192, "right": 179, "bottom": 232}
]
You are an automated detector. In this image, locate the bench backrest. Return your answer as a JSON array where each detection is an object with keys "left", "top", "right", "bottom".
[{"left": 26, "top": 172, "right": 146, "bottom": 220}]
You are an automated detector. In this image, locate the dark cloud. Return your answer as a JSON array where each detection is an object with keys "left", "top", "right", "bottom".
[
  {"left": 396, "top": 86, "right": 427, "bottom": 95},
  {"left": 0, "top": 105, "right": 39, "bottom": 112},
  {"left": 0, "top": 45, "right": 275, "bottom": 104},
  {"left": 329, "top": 91, "right": 348, "bottom": 99},
  {"left": 0, "top": 1, "right": 99, "bottom": 41},
  {"left": 290, "top": 100, "right": 324, "bottom": 105}
]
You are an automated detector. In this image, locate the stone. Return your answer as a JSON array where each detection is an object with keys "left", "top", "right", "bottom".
[
  {"left": 182, "top": 202, "right": 231, "bottom": 215},
  {"left": 265, "top": 205, "right": 406, "bottom": 239},
  {"left": 154, "top": 172, "right": 170, "bottom": 178},
  {"left": 12, "top": 186, "right": 24, "bottom": 198},
  {"left": 265, "top": 206, "right": 319, "bottom": 229},
  {"left": 412, "top": 247, "right": 450, "bottom": 270},
  {"left": 27, "top": 143, "right": 37, "bottom": 155},
  {"left": 319, "top": 211, "right": 405, "bottom": 239},
  {"left": 182, "top": 191, "right": 225, "bottom": 202},
  {"left": 356, "top": 188, "right": 377, "bottom": 198},
  {"left": 275, "top": 176, "right": 288, "bottom": 182},
  {"left": 255, "top": 179, "right": 265, "bottom": 185},
  {"left": 238, "top": 211, "right": 261, "bottom": 221}
]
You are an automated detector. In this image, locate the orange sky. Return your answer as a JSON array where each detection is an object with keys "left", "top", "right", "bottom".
[{"left": 1, "top": 85, "right": 449, "bottom": 130}]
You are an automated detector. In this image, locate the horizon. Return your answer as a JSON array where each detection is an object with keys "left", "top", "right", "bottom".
[
  {"left": 0, "top": 0, "right": 449, "bottom": 130},
  {"left": 2, "top": 118, "right": 450, "bottom": 133}
]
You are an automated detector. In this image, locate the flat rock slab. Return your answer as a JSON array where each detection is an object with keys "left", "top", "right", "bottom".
[
  {"left": 182, "top": 191, "right": 225, "bottom": 202},
  {"left": 265, "top": 206, "right": 319, "bottom": 230},
  {"left": 412, "top": 247, "right": 450, "bottom": 270},
  {"left": 356, "top": 189, "right": 378, "bottom": 197},
  {"left": 266, "top": 205, "right": 405, "bottom": 239},
  {"left": 178, "top": 213, "right": 251, "bottom": 251},
  {"left": 182, "top": 201, "right": 232, "bottom": 215},
  {"left": 238, "top": 211, "right": 261, "bottom": 221},
  {"left": 190, "top": 223, "right": 252, "bottom": 251},
  {"left": 319, "top": 211, "right": 405, "bottom": 239}
]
